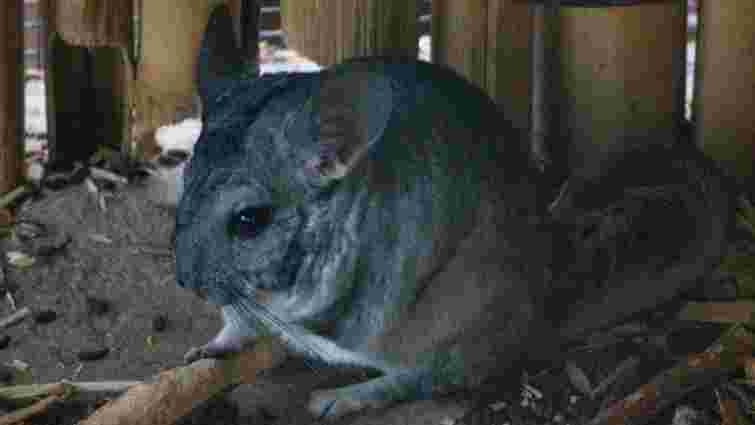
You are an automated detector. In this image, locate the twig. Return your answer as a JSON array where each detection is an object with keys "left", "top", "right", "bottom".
[
  {"left": 678, "top": 301, "right": 755, "bottom": 324},
  {"left": 715, "top": 388, "right": 740, "bottom": 425},
  {"left": 0, "top": 381, "right": 140, "bottom": 407},
  {"left": 589, "top": 324, "right": 754, "bottom": 425},
  {"left": 84, "top": 178, "right": 99, "bottom": 196},
  {"left": 0, "top": 394, "right": 63, "bottom": 425},
  {"left": 591, "top": 356, "right": 641, "bottom": 400},
  {"left": 0, "top": 307, "right": 31, "bottom": 330},
  {"left": 89, "top": 167, "right": 128, "bottom": 186},
  {"left": 5, "top": 292, "right": 16, "bottom": 311},
  {"left": 79, "top": 337, "right": 287, "bottom": 425},
  {"left": 0, "top": 382, "right": 68, "bottom": 407},
  {"left": 0, "top": 382, "right": 67, "bottom": 425},
  {"left": 0, "top": 186, "right": 31, "bottom": 210},
  {"left": 68, "top": 380, "right": 141, "bottom": 396}
]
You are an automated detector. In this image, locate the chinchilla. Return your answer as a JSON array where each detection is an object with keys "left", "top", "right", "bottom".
[{"left": 175, "top": 5, "right": 733, "bottom": 420}]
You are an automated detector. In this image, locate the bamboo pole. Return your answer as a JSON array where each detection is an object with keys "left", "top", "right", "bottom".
[
  {"left": 695, "top": 0, "right": 755, "bottom": 184},
  {"left": 432, "top": 0, "right": 533, "bottom": 134},
  {"left": 281, "top": 0, "right": 417, "bottom": 67},
  {"left": 557, "top": 1, "right": 686, "bottom": 178},
  {"left": 55, "top": 0, "right": 132, "bottom": 48},
  {"left": 0, "top": 0, "right": 24, "bottom": 196}
]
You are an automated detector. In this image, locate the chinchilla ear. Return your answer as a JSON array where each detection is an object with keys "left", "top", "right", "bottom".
[
  {"left": 197, "top": 4, "right": 244, "bottom": 107},
  {"left": 304, "top": 69, "right": 394, "bottom": 183}
]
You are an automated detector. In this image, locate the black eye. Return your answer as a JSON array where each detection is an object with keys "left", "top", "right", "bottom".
[{"left": 229, "top": 206, "right": 274, "bottom": 239}]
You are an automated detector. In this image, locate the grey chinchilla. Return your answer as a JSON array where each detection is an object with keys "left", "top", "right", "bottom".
[{"left": 175, "top": 5, "right": 734, "bottom": 420}]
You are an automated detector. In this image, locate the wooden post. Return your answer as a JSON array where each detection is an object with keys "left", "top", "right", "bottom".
[
  {"left": 0, "top": 1, "right": 24, "bottom": 195},
  {"left": 132, "top": 1, "right": 214, "bottom": 159},
  {"left": 557, "top": 1, "right": 687, "bottom": 178},
  {"left": 432, "top": 0, "right": 533, "bottom": 133},
  {"left": 281, "top": 0, "right": 417, "bottom": 67},
  {"left": 532, "top": 1, "right": 565, "bottom": 180},
  {"left": 56, "top": 0, "right": 132, "bottom": 48},
  {"left": 695, "top": 0, "right": 755, "bottom": 184},
  {"left": 47, "top": 0, "right": 133, "bottom": 169},
  {"left": 227, "top": 0, "right": 260, "bottom": 74}
]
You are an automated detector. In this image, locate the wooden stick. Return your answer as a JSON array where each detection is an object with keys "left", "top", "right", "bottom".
[
  {"left": 0, "top": 186, "right": 30, "bottom": 210},
  {"left": 0, "top": 381, "right": 140, "bottom": 407},
  {"left": 0, "top": 383, "right": 67, "bottom": 425},
  {"left": 678, "top": 301, "right": 755, "bottom": 324},
  {"left": 0, "top": 307, "right": 31, "bottom": 330},
  {"left": 89, "top": 167, "right": 128, "bottom": 185},
  {"left": 79, "top": 337, "right": 287, "bottom": 425}
]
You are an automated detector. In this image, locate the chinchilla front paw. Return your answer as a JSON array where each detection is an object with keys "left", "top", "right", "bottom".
[
  {"left": 308, "top": 386, "right": 390, "bottom": 420},
  {"left": 183, "top": 336, "right": 256, "bottom": 364}
]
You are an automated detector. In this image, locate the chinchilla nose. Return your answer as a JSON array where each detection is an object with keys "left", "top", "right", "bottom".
[{"left": 195, "top": 287, "right": 210, "bottom": 299}]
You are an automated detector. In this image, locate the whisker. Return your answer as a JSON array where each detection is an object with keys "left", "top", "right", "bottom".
[{"left": 226, "top": 292, "right": 326, "bottom": 373}]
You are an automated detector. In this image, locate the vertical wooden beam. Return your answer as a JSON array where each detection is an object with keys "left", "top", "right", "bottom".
[
  {"left": 432, "top": 0, "right": 488, "bottom": 90},
  {"left": 240, "top": 0, "right": 261, "bottom": 73},
  {"left": 432, "top": 0, "right": 533, "bottom": 133},
  {"left": 43, "top": 0, "right": 57, "bottom": 164},
  {"left": 133, "top": 1, "right": 213, "bottom": 158},
  {"left": 47, "top": 37, "right": 99, "bottom": 169},
  {"left": 0, "top": 1, "right": 24, "bottom": 194},
  {"left": 532, "top": 2, "right": 566, "bottom": 182},
  {"left": 281, "top": 0, "right": 417, "bottom": 67},
  {"left": 227, "top": 0, "right": 260, "bottom": 74},
  {"left": 695, "top": 0, "right": 755, "bottom": 184},
  {"left": 557, "top": 2, "right": 686, "bottom": 178},
  {"left": 47, "top": 1, "right": 133, "bottom": 169},
  {"left": 56, "top": 0, "right": 132, "bottom": 47}
]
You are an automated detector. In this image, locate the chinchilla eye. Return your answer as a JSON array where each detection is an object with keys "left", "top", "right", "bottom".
[{"left": 229, "top": 205, "right": 274, "bottom": 239}]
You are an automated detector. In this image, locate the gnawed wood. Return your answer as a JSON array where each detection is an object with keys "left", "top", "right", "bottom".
[{"left": 79, "top": 337, "right": 287, "bottom": 425}]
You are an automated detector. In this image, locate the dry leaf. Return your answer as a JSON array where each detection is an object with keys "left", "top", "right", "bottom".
[
  {"left": 88, "top": 234, "right": 113, "bottom": 244},
  {"left": 6, "top": 251, "right": 35, "bottom": 268},
  {"left": 565, "top": 360, "right": 593, "bottom": 397}
]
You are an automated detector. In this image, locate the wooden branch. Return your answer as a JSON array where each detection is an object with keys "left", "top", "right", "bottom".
[
  {"left": 678, "top": 301, "right": 755, "bottom": 324},
  {"left": 0, "top": 307, "right": 31, "bottom": 330},
  {"left": 589, "top": 324, "right": 754, "bottom": 425},
  {"left": 0, "top": 381, "right": 140, "bottom": 407},
  {"left": 79, "top": 337, "right": 287, "bottom": 425},
  {"left": 0, "top": 394, "right": 64, "bottom": 425},
  {"left": 0, "top": 382, "right": 67, "bottom": 425},
  {"left": 89, "top": 167, "right": 128, "bottom": 186},
  {"left": 0, "top": 186, "right": 31, "bottom": 210}
]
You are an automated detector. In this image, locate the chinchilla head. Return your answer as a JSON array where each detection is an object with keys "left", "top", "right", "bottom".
[{"left": 175, "top": 5, "right": 394, "bottom": 333}]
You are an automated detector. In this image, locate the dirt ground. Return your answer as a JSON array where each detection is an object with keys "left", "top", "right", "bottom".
[{"left": 0, "top": 173, "right": 752, "bottom": 425}]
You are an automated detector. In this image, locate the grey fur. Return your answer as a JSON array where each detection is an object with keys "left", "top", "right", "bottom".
[{"left": 175, "top": 5, "right": 733, "bottom": 420}]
